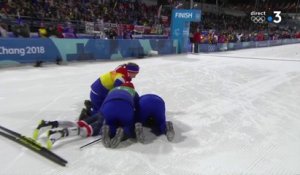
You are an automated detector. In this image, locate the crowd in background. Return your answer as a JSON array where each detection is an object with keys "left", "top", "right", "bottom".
[
  {"left": 191, "top": 28, "right": 300, "bottom": 45},
  {"left": 191, "top": 11, "right": 300, "bottom": 44},
  {"left": 0, "top": 0, "right": 164, "bottom": 25},
  {"left": 224, "top": 1, "right": 300, "bottom": 13},
  {"left": 0, "top": 0, "right": 299, "bottom": 43},
  {"left": 0, "top": 0, "right": 169, "bottom": 38},
  {"left": 190, "top": 0, "right": 300, "bottom": 44}
]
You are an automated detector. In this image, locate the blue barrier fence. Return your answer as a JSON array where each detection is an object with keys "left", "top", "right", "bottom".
[
  {"left": 0, "top": 38, "right": 299, "bottom": 67},
  {"left": 197, "top": 39, "right": 300, "bottom": 52},
  {"left": 0, "top": 38, "right": 178, "bottom": 66}
]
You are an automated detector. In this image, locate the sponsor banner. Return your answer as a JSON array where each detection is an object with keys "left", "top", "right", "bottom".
[
  {"left": 218, "top": 43, "right": 228, "bottom": 51},
  {"left": 84, "top": 21, "right": 170, "bottom": 36},
  {"left": 103, "top": 23, "right": 111, "bottom": 29},
  {"left": 132, "top": 35, "right": 168, "bottom": 39},
  {"left": 269, "top": 40, "right": 282, "bottom": 46},
  {"left": 85, "top": 22, "right": 94, "bottom": 34},
  {"left": 208, "top": 44, "right": 218, "bottom": 52},
  {"left": 110, "top": 23, "right": 118, "bottom": 28},
  {"left": 227, "top": 43, "right": 235, "bottom": 50},
  {"left": 199, "top": 44, "right": 217, "bottom": 52},
  {"left": 282, "top": 39, "right": 293, "bottom": 44},
  {"left": 94, "top": 21, "right": 104, "bottom": 31},
  {"left": 161, "top": 15, "right": 168, "bottom": 23},
  {"left": 198, "top": 39, "right": 300, "bottom": 52},
  {"left": 234, "top": 42, "right": 243, "bottom": 49},
  {"left": 0, "top": 38, "right": 61, "bottom": 63},
  {"left": 241, "top": 41, "right": 252, "bottom": 48},
  {"left": 256, "top": 40, "right": 269, "bottom": 47},
  {"left": 134, "top": 25, "right": 144, "bottom": 34},
  {"left": 0, "top": 38, "right": 178, "bottom": 65}
]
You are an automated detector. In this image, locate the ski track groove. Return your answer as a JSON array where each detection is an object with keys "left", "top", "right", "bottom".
[
  {"left": 246, "top": 143, "right": 277, "bottom": 174},
  {"left": 25, "top": 87, "right": 75, "bottom": 127},
  {"left": 2, "top": 149, "right": 26, "bottom": 174},
  {"left": 133, "top": 153, "right": 167, "bottom": 175},
  {"left": 5, "top": 87, "right": 77, "bottom": 174},
  {"left": 183, "top": 71, "right": 296, "bottom": 174}
]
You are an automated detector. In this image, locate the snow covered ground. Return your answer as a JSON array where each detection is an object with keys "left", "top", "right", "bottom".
[{"left": 0, "top": 44, "right": 300, "bottom": 175}]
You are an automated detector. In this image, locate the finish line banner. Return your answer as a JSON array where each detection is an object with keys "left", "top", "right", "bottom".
[{"left": 171, "top": 9, "right": 201, "bottom": 53}]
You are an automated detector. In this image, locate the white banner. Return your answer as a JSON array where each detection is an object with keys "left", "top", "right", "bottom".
[{"left": 85, "top": 22, "right": 94, "bottom": 34}]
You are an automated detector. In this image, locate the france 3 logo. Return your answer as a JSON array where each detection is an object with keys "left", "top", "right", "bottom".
[{"left": 250, "top": 11, "right": 282, "bottom": 24}]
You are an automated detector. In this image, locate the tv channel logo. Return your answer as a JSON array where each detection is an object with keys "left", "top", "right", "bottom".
[{"left": 250, "top": 11, "right": 282, "bottom": 24}]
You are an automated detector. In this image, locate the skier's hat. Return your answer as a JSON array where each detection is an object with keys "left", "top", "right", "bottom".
[{"left": 126, "top": 62, "right": 139, "bottom": 73}]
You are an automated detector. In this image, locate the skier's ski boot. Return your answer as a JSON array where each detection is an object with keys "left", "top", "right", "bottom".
[
  {"left": 101, "top": 125, "right": 111, "bottom": 148},
  {"left": 33, "top": 120, "right": 58, "bottom": 140},
  {"left": 46, "top": 128, "right": 68, "bottom": 150},
  {"left": 165, "top": 121, "right": 175, "bottom": 142},
  {"left": 135, "top": 122, "right": 145, "bottom": 143},
  {"left": 110, "top": 127, "right": 124, "bottom": 148},
  {"left": 84, "top": 100, "right": 92, "bottom": 115},
  {"left": 78, "top": 108, "right": 90, "bottom": 121}
]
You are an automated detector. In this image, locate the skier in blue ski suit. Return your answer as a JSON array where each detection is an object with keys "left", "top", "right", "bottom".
[
  {"left": 101, "top": 83, "right": 139, "bottom": 136},
  {"left": 37, "top": 82, "right": 139, "bottom": 149},
  {"left": 137, "top": 94, "right": 166, "bottom": 134},
  {"left": 79, "top": 63, "right": 140, "bottom": 120},
  {"left": 88, "top": 63, "right": 139, "bottom": 116},
  {"left": 136, "top": 94, "right": 175, "bottom": 142},
  {"left": 34, "top": 89, "right": 174, "bottom": 150},
  {"left": 78, "top": 82, "right": 139, "bottom": 148}
]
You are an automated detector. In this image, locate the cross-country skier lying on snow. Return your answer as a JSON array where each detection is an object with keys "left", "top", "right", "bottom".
[
  {"left": 34, "top": 82, "right": 138, "bottom": 149},
  {"left": 33, "top": 84, "right": 175, "bottom": 149},
  {"left": 79, "top": 62, "right": 140, "bottom": 120}
]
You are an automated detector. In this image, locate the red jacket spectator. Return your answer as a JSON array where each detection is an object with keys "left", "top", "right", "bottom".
[
  {"left": 256, "top": 32, "right": 264, "bottom": 41},
  {"left": 57, "top": 24, "right": 64, "bottom": 38},
  {"left": 193, "top": 29, "right": 201, "bottom": 43}
]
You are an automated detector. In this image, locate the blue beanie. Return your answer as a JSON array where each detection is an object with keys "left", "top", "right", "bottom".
[{"left": 126, "top": 63, "right": 139, "bottom": 73}]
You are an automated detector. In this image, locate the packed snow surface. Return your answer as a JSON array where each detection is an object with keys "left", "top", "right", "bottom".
[{"left": 0, "top": 44, "right": 299, "bottom": 175}]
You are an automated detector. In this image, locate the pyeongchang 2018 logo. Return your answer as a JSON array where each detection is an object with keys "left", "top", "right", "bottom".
[{"left": 250, "top": 11, "right": 282, "bottom": 24}]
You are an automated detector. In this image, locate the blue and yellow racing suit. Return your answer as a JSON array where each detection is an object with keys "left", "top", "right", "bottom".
[{"left": 90, "top": 71, "right": 126, "bottom": 115}]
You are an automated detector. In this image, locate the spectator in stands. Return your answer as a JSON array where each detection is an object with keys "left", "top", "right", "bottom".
[
  {"left": 296, "top": 31, "right": 300, "bottom": 39},
  {"left": 0, "top": 0, "right": 297, "bottom": 42},
  {"left": 11, "top": 22, "right": 30, "bottom": 38},
  {"left": 256, "top": 32, "right": 264, "bottom": 41},
  {"left": 218, "top": 32, "right": 227, "bottom": 43},
  {"left": 107, "top": 28, "right": 118, "bottom": 39},
  {"left": 56, "top": 24, "right": 64, "bottom": 38},
  {"left": 236, "top": 33, "right": 243, "bottom": 42},
  {"left": 38, "top": 23, "right": 48, "bottom": 38},
  {"left": 123, "top": 28, "right": 133, "bottom": 39},
  {"left": 47, "top": 25, "right": 60, "bottom": 38},
  {"left": 20, "top": 23, "right": 30, "bottom": 38},
  {"left": 0, "top": 23, "right": 8, "bottom": 37},
  {"left": 63, "top": 22, "right": 76, "bottom": 38}
]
